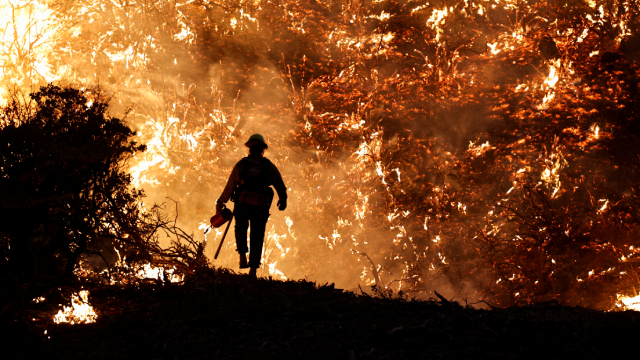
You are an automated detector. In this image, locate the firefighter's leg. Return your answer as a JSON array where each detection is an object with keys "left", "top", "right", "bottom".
[
  {"left": 234, "top": 204, "right": 249, "bottom": 254},
  {"left": 248, "top": 211, "right": 269, "bottom": 269}
]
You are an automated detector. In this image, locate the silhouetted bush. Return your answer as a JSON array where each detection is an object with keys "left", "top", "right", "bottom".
[{"left": 0, "top": 84, "right": 147, "bottom": 315}]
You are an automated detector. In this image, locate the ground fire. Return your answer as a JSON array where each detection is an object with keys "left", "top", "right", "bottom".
[{"left": 2, "top": 0, "right": 640, "bottom": 327}]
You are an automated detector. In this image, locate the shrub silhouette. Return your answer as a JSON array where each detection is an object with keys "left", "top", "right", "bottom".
[{"left": 0, "top": 84, "right": 147, "bottom": 314}]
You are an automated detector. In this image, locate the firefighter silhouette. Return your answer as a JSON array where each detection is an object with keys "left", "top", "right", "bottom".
[{"left": 216, "top": 134, "right": 287, "bottom": 279}]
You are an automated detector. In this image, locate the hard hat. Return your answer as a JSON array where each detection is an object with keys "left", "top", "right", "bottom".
[{"left": 245, "top": 133, "right": 268, "bottom": 149}]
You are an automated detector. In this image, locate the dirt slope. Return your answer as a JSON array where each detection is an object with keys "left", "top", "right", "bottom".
[{"left": 3, "top": 271, "right": 639, "bottom": 359}]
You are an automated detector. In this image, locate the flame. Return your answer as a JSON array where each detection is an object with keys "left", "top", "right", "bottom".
[
  {"left": 135, "top": 263, "right": 184, "bottom": 283},
  {"left": 539, "top": 59, "right": 563, "bottom": 108},
  {"left": 104, "top": 248, "right": 184, "bottom": 284},
  {"left": 467, "top": 141, "right": 493, "bottom": 157},
  {"left": 487, "top": 42, "right": 501, "bottom": 55},
  {"left": 268, "top": 261, "right": 287, "bottom": 280},
  {"left": 0, "top": 0, "right": 63, "bottom": 102},
  {"left": 53, "top": 290, "right": 97, "bottom": 325},
  {"left": 597, "top": 199, "right": 609, "bottom": 213},
  {"left": 426, "top": 7, "right": 449, "bottom": 42},
  {"left": 540, "top": 150, "right": 567, "bottom": 198},
  {"left": 589, "top": 123, "right": 600, "bottom": 139},
  {"left": 544, "top": 60, "right": 561, "bottom": 89},
  {"left": 617, "top": 294, "right": 640, "bottom": 311}
]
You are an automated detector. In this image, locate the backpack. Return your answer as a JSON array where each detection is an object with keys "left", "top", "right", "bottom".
[{"left": 235, "top": 158, "right": 274, "bottom": 208}]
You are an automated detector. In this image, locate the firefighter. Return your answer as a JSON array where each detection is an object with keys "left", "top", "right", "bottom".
[{"left": 216, "top": 134, "right": 287, "bottom": 279}]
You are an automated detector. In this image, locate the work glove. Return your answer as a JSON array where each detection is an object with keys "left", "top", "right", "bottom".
[
  {"left": 277, "top": 199, "right": 287, "bottom": 211},
  {"left": 215, "top": 199, "right": 224, "bottom": 213}
]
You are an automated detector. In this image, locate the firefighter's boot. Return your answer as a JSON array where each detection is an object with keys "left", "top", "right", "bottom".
[
  {"left": 239, "top": 253, "right": 249, "bottom": 269},
  {"left": 249, "top": 267, "right": 257, "bottom": 279}
]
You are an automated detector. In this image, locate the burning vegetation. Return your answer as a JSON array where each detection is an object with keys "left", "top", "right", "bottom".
[{"left": 2, "top": 0, "right": 640, "bottom": 321}]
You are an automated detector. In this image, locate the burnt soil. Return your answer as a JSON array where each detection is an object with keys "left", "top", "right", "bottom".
[{"left": 2, "top": 271, "right": 639, "bottom": 360}]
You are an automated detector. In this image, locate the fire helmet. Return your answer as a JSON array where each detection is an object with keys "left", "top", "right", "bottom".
[{"left": 245, "top": 133, "right": 268, "bottom": 149}]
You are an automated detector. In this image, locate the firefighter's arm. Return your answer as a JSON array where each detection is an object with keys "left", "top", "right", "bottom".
[
  {"left": 270, "top": 163, "right": 288, "bottom": 211},
  {"left": 217, "top": 164, "right": 241, "bottom": 211}
]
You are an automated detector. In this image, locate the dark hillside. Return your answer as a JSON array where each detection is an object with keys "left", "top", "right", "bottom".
[{"left": 3, "top": 271, "right": 638, "bottom": 359}]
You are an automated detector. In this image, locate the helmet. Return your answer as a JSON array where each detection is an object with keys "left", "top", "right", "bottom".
[{"left": 245, "top": 133, "right": 268, "bottom": 149}]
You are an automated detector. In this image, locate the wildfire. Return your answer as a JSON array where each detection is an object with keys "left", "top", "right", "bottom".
[
  {"left": 53, "top": 290, "right": 97, "bottom": 325},
  {"left": 3, "top": 0, "right": 640, "bottom": 311}
]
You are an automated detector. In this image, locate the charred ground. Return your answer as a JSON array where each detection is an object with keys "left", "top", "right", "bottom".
[{"left": 3, "top": 270, "right": 639, "bottom": 360}]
